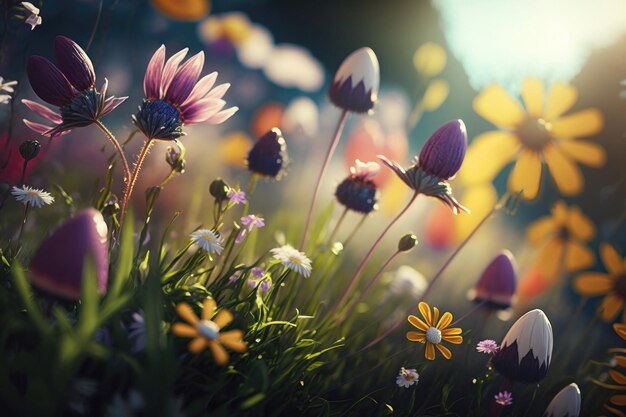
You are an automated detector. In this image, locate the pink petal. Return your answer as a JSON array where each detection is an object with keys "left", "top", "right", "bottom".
[
  {"left": 22, "top": 99, "right": 62, "bottom": 124},
  {"left": 22, "top": 119, "right": 61, "bottom": 137},
  {"left": 205, "top": 83, "right": 230, "bottom": 99},
  {"left": 205, "top": 106, "right": 238, "bottom": 125},
  {"left": 102, "top": 96, "right": 128, "bottom": 115},
  {"left": 181, "top": 72, "right": 217, "bottom": 107},
  {"left": 182, "top": 98, "right": 225, "bottom": 124},
  {"left": 160, "top": 48, "right": 188, "bottom": 99},
  {"left": 99, "top": 78, "right": 109, "bottom": 96},
  {"left": 164, "top": 51, "right": 205, "bottom": 105},
  {"left": 144, "top": 45, "right": 165, "bottom": 99}
]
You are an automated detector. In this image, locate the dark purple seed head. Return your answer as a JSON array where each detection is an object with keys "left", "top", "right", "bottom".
[
  {"left": 247, "top": 128, "right": 288, "bottom": 179},
  {"left": 418, "top": 119, "right": 468, "bottom": 180},
  {"left": 472, "top": 250, "right": 517, "bottom": 310}
]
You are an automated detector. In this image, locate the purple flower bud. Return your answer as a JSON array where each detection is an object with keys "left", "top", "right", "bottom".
[
  {"left": 329, "top": 47, "right": 379, "bottom": 113},
  {"left": 27, "top": 56, "right": 74, "bottom": 107},
  {"left": 29, "top": 208, "right": 109, "bottom": 300},
  {"left": 54, "top": 36, "right": 96, "bottom": 91},
  {"left": 247, "top": 128, "right": 288, "bottom": 179},
  {"left": 418, "top": 119, "right": 467, "bottom": 179},
  {"left": 469, "top": 250, "right": 517, "bottom": 310}
]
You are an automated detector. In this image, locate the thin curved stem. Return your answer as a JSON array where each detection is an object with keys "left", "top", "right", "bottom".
[
  {"left": 326, "top": 207, "right": 349, "bottom": 246},
  {"left": 450, "top": 299, "right": 487, "bottom": 326},
  {"left": 300, "top": 109, "right": 348, "bottom": 249},
  {"left": 343, "top": 213, "right": 367, "bottom": 248},
  {"left": 95, "top": 120, "right": 131, "bottom": 190},
  {"left": 332, "top": 191, "right": 418, "bottom": 315},
  {"left": 337, "top": 250, "right": 401, "bottom": 324},
  {"left": 120, "top": 139, "right": 153, "bottom": 224},
  {"left": 86, "top": 0, "right": 103, "bottom": 51}
]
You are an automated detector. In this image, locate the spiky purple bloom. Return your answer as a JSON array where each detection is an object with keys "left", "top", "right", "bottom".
[
  {"left": 328, "top": 47, "right": 379, "bottom": 113},
  {"left": 418, "top": 120, "right": 467, "bottom": 180},
  {"left": 251, "top": 267, "right": 265, "bottom": 279},
  {"left": 241, "top": 214, "right": 265, "bottom": 231},
  {"left": 132, "top": 45, "right": 238, "bottom": 141},
  {"left": 492, "top": 309, "right": 553, "bottom": 383},
  {"left": 335, "top": 160, "right": 379, "bottom": 214},
  {"left": 23, "top": 36, "right": 127, "bottom": 137},
  {"left": 476, "top": 339, "right": 499, "bottom": 354},
  {"left": 470, "top": 250, "right": 517, "bottom": 310},
  {"left": 29, "top": 208, "right": 108, "bottom": 300},
  {"left": 543, "top": 383, "right": 581, "bottom": 417},
  {"left": 228, "top": 189, "right": 246, "bottom": 205},
  {"left": 247, "top": 128, "right": 288, "bottom": 179},
  {"left": 494, "top": 391, "right": 513, "bottom": 406}
]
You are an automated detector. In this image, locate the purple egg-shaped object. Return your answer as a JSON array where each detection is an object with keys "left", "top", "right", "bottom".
[{"left": 29, "top": 208, "right": 108, "bottom": 300}]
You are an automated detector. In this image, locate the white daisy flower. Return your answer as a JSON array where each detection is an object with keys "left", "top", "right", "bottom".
[
  {"left": 0, "top": 76, "right": 17, "bottom": 93},
  {"left": 21, "top": 2, "right": 42, "bottom": 30},
  {"left": 190, "top": 229, "right": 224, "bottom": 255},
  {"left": 0, "top": 94, "right": 11, "bottom": 104},
  {"left": 11, "top": 185, "right": 54, "bottom": 208},
  {"left": 396, "top": 367, "right": 419, "bottom": 388},
  {"left": 270, "top": 244, "right": 312, "bottom": 278}
]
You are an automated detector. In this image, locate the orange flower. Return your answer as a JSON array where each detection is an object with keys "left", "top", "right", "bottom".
[
  {"left": 574, "top": 244, "right": 626, "bottom": 322},
  {"left": 151, "top": 0, "right": 209, "bottom": 21},
  {"left": 171, "top": 299, "right": 246, "bottom": 365},
  {"left": 526, "top": 201, "right": 595, "bottom": 282},
  {"left": 461, "top": 78, "right": 605, "bottom": 200},
  {"left": 406, "top": 302, "right": 463, "bottom": 360}
]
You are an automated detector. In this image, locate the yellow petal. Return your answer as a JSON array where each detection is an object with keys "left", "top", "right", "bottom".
[
  {"left": 565, "top": 241, "right": 596, "bottom": 272},
  {"left": 544, "top": 82, "right": 578, "bottom": 121},
  {"left": 527, "top": 218, "right": 557, "bottom": 246},
  {"left": 458, "top": 131, "right": 519, "bottom": 185},
  {"left": 543, "top": 145, "right": 583, "bottom": 196},
  {"left": 171, "top": 323, "right": 198, "bottom": 338},
  {"left": 454, "top": 183, "right": 498, "bottom": 243},
  {"left": 610, "top": 370, "right": 626, "bottom": 385},
  {"left": 567, "top": 206, "right": 596, "bottom": 241},
  {"left": 521, "top": 78, "right": 544, "bottom": 118},
  {"left": 219, "top": 132, "right": 252, "bottom": 167},
  {"left": 413, "top": 42, "right": 447, "bottom": 77},
  {"left": 176, "top": 303, "right": 199, "bottom": 325},
  {"left": 600, "top": 294, "right": 625, "bottom": 322},
  {"left": 559, "top": 140, "right": 606, "bottom": 168},
  {"left": 422, "top": 79, "right": 449, "bottom": 112},
  {"left": 425, "top": 342, "right": 436, "bottom": 360},
  {"left": 188, "top": 337, "right": 208, "bottom": 353},
  {"left": 550, "top": 109, "right": 604, "bottom": 138},
  {"left": 432, "top": 307, "right": 440, "bottom": 328},
  {"left": 508, "top": 149, "right": 542, "bottom": 200},
  {"left": 601, "top": 243, "right": 624, "bottom": 275},
  {"left": 573, "top": 273, "right": 613, "bottom": 296},
  {"left": 209, "top": 341, "right": 230, "bottom": 365},
  {"left": 615, "top": 356, "right": 626, "bottom": 367},
  {"left": 418, "top": 302, "right": 433, "bottom": 326},
  {"left": 437, "top": 312, "right": 453, "bottom": 330},
  {"left": 436, "top": 343, "right": 452, "bottom": 360},
  {"left": 219, "top": 330, "right": 247, "bottom": 352},
  {"left": 442, "top": 327, "right": 462, "bottom": 336},
  {"left": 408, "top": 314, "right": 429, "bottom": 331},
  {"left": 444, "top": 335, "right": 463, "bottom": 344},
  {"left": 214, "top": 309, "right": 233, "bottom": 329},
  {"left": 473, "top": 85, "right": 526, "bottom": 129},
  {"left": 407, "top": 331, "right": 426, "bottom": 342},
  {"left": 614, "top": 323, "right": 626, "bottom": 340},
  {"left": 533, "top": 238, "right": 565, "bottom": 282},
  {"left": 611, "top": 395, "right": 626, "bottom": 406},
  {"left": 552, "top": 201, "right": 569, "bottom": 225},
  {"left": 202, "top": 298, "right": 217, "bottom": 321},
  {"left": 604, "top": 404, "right": 626, "bottom": 417},
  {"left": 151, "top": 0, "right": 209, "bottom": 21},
  {"left": 380, "top": 174, "right": 410, "bottom": 217}
]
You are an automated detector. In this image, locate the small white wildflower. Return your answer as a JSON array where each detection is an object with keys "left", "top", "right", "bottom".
[
  {"left": 21, "top": 2, "right": 42, "bottom": 30},
  {"left": 270, "top": 244, "right": 312, "bottom": 278},
  {"left": 0, "top": 94, "right": 12, "bottom": 104},
  {"left": 0, "top": 76, "right": 17, "bottom": 93},
  {"left": 11, "top": 185, "right": 54, "bottom": 208},
  {"left": 350, "top": 159, "right": 380, "bottom": 179},
  {"left": 396, "top": 367, "right": 419, "bottom": 388},
  {"left": 190, "top": 229, "right": 224, "bottom": 254}
]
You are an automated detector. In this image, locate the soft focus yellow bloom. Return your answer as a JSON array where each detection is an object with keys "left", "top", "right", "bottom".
[
  {"left": 379, "top": 174, "right": 410, "bottom": 217},
  {"left": 199, "top": 12, "right": 252, "bottom": 45},
  {"left": 461, "top": 78, "right": 605, "bottom": 200},
  {"left": 421, "top": 79, "right": 449, "bottom": 112},
  {"left": 151, "top": 0, "right": 210, "bottom": 21},
  {"left": 406, "top": 301, "right": 463, "bottom": 361},
  {"left": 526, "top": 201, "right": 595, "bottom": 282},
  {"left": 219, "top": 131, "right": 252, "bottom": 167},
  {"left": 171, "top": 299, "right": 246, "bottom": 365},
  {"left": 574, "top": 243, "right": 626, "bottom": 323},
  {"left": 452, "top": 182, "right": 498, "bottom": 243},
  {"left": 413, "top": 42, "right": 447, "bottom": 77}
]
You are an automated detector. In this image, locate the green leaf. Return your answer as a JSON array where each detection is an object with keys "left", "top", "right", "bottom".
[
  {"left": 110, "top": 212, "right": 134, "bottom": 298},
  {"left": 78, "top": 255, "right": 100, "bottom": 339},
  {"left": 10, "top": 262, "right": 50, "bottom": 335},
  {"left": 241, "top": 393, "right": 265, "bottom": 410}
]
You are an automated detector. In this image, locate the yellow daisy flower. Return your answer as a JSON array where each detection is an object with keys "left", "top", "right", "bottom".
[
  {"left": 406, "top": 302, "right": 463, "bottom": 361},
  {"left": 611, "top": 323, "right": 626, "bottom": 368},
  {"left": 595, "top": 324, "right": 626, "bottom": 417},
  {"left": 574, "top": 244, "right": 626, "bottom": 322},
  {"left": 527, "top": 201, "right": 595, "bottom": 282},
  {"left": 461, "top": 78, "right": 605, "bottom": 200},
  {"left": 171, "top": 299, "right": 246, "bottom": 365}
]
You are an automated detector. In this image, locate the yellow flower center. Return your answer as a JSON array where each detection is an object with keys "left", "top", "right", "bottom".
[
  {"left": 516, "top": 117, "right": 553, "bottom": 151},
  {"left": 26, "top": 190, "right": 39, "bottom": 197},
  {"left": 289, "top": 256, "right": 302, "bottom": 265},
  {"left": 614, "top": 275, "right": 626, "bottom": 299},
  {"left": 425, "top": 326, "right": 442, "bottom": 344},
  {"left": 202, "top": 233, "right": 215, "bottom": 241}
]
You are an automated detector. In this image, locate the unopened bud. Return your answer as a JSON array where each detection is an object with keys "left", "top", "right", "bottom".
[
  {"left": 398, "top": 233, "right": 418, "bottom": 252},
  {"left": 19, "top": 139, "right": 41, "bottom": 161},
  {"left": 209, "top": 178, "right": 230, "bottom": 202}
]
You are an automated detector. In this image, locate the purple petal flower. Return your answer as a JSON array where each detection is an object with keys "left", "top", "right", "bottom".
[
  {"left": 259, "top": 279, "right": 271, "bottom": 293},
  {"left": 235, "top": 229, "right": 247, "bottom": 244},
  {"left": 144, "top": 45, "right": 165, "bottom": 99},
  {"left": 494, "top": 391, "right": 513, "bottom": 406},
  {"left": 164, "top": 51, "right": 205, "bottom": 104},
  {"left": 241, "top": 214, "right": 265, "bottom": 231},
  {"left": 476, "top": 339, "right": 499, "bottom": 354},
  {"left": 418, "top": 119, "right": 467, "bottom": 180},
  {"left": 470, "top": 250, "right": 517, "bottom": 310},
  {"left": 27, "top": 56, "right": 74, "bottom": 107},
  {"left": 251, "top": 267, "right": 265, "bottom": 279},
  {"left": 54, "top": 35, "right": 96, "bottom": 91},
  {"left": 228, "top": 189, "right": 247, "bottom": 205},
  {"left": 29, "top": 208, "right": 108, "bottom": 300}
]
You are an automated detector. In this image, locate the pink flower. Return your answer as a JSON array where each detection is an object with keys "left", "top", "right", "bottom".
[
  {"left": 228, "top": 189, "right": 247, "bottom": 205},
  {"left": 241, "top": 214, "right": 265, "bottom": 231},
  {"left": 476, "top": 339, "right": 499, "bottom": 354},
  {"left": 494, "top": 391, "right": 513, "bottom": 406}
]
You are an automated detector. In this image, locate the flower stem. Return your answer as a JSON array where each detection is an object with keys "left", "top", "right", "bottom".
[
  {"left": 326, "top": 207, "right": 349, "bottom": 246},
  {"left": 337, "top": 249, "right": 401, "bottom": 324},
  {"left": 120, "top": 139, "right": 153, "bottom": 225},
  {"left": 242, "top": 173, "right": 258, "bottom": 217},
  {"left": 343, "top": 213, "right": 368, "bottom": 248},
  {"left": 19, "top": 159, "right": 29, "bottom": 185},
  {"left": 300, "top": 109, "right": 348, "bottom": 250},
  {"left": 85, "top": 0, "right": 103, "bottom": 51},
  {"left": 332, "top": 191, "right": 418, "bottom": 315},
  {"left": 95, "top": 120, "right": 131, "bottom": 196},
  {"left": 450, "top": 299, "right": 487, "bottom": 326}
]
